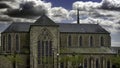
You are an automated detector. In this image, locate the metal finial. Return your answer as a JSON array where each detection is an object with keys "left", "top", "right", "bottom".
[{"left": 77, "top": 9, "right": 80, "bottom": 24}]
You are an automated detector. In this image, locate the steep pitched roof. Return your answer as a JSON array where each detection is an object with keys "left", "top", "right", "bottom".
[
  {"left": 58, "top": 23, "right": 109, "bottom": 33},
  {"left": 1, "top": 15, "right": 109, "bottom": 34},
  {"left": 2, "top": 23, "right": 110, "bottom": 34},
  {"left": 2, "top": 22, "right": 32, "bottom": 33},
  {"left": 33, "top": 15, "right": 58, "bottom": 26}
]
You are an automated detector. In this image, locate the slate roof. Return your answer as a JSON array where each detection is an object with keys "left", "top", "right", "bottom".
[
  {"left": 33, "top": 15, "right": 58, "bottom": 26},
  {"left": 58, "top": 23, "right": 109, "bottom": 33},
  {"left": 2, "top": 22, "right": 32, "bottom": 33},
  {"left": 2, "top": 15, "right": 109, "bottom": 34},
  {"left": 2, "top": 23, "right": 109, "bottom": 33},
  {"left": 60, "top": 47, "right": 116, "bottom": 54}
]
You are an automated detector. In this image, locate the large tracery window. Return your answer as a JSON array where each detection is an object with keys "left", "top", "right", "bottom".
[
  {"left": 8, "top": 34, "right": 11, "bottom": 51},
  {"left": 37, "top": 28, "right": 53, "bottom": 65},
  {"left": 38, "top": 40, "right": 53, "bottom": 64},
  {"left": 16, "top": 34, "right": 20, "bottom": 52}
]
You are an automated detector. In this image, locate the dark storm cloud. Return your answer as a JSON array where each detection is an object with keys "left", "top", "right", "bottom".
[
  {"left": 0, "top": 0, "right": 13, "bottom": 1},
  {"left": 4, "top": 1, "right": 47, "bottom": 18},
  {"left": 0, "top": 2, "right": 10, "bottom": 9},
  {"left": 101, "top": 0, "right": 120, "bottom": 10},
  {"left": 91, "top": 11, "right": 113, "bottom": 18},
  {"left": 0, "top": 17, "right": 12, "bottom": 21}
]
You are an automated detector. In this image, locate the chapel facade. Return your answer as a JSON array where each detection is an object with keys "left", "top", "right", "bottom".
[{"left": 0, "top": 14, "right": 115, "bottom": 68}]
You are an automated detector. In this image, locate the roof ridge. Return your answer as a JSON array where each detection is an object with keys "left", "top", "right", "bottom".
[{"left": 33, "top": 15, "right": 58, "bottom": 26}]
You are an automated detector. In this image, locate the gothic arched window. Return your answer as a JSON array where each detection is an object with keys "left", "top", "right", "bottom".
[
  {"left": 107, "top": 60, "right": 110, "bottom": 68},
  {"left": 60, "top": 62, "right": 64, "bottom": 68},
  {"left": 89, "top": 57, "right": 92, "bottom": 68},
  {"left": 68, "top": 35, "right": 71, "bottom": 47},
  {"left": 96, "top": 58, "right": 99, "bottom": 68},
  {"left": 3, "top": 35, "right": 5, "bottom": 51},
  {"left": 101, "top": 57, "right": 104, "bottom": 68},
  {"left": 8, "top": 34, "right": 11, "bottom": 51},
  {"left": 84, "top": 58, "right": 87, "bottom": 68},
  {"left": 100, "top": 36, "right": 104, "bottom": 46},
  {"left": 60, "top": 37, "right": 62, "bottom": 47},
  {"left": 79, "top": 36, "right": 82, "bottom": 47},
  {"left": 89, "top": 36, "right": 93, "bottom": 47},
  {"left": 16, "top": 34, "right": 19, "bottom": 52}
]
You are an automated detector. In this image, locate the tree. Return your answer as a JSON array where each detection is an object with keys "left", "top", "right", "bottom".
[
  {"left": 60, "top": 48, "right": 84, "bottom": 68},
  {"left": 110, "top": 55, "right": 120, "bottom": 68},
  {"left": 59, "top": 54, "right": 84, "bottom": 68},
  {"left": 69, "top": 55, "right": 84, "bottom": 68},
  {"left": 60, "top": 55, "right": 70, "bottom": 68},
  {"left": 6, "top": 54, "right": 23, "bottom": 68},
  {"left": 0, "top": 54, "right": 23, "bottom": 68}
]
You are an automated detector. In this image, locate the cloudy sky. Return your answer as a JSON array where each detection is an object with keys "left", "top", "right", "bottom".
[{"left": 0, "top": 0, "right": 120, "bottom": 46}]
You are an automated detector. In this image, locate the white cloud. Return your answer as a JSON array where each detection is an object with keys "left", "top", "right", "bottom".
[
  {"left": 112, "top": 41, "right": 120, "bottom": 46},
  {"left": 49, "top": 7, "right": 69, "bottom": 22},
  {"left": 72, "top": 1, "right": 101, "bottom": 10},
  {"left": 70, "top": 0, "right": 120, "bottom": 33}
]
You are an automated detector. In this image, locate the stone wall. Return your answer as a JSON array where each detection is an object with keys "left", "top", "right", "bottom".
[
  {"left": 60, "top": 33, "right": 111, "bottom": 47},
  {"left": 30, "top": 26, "right": 59, "bottom": 68},
  {"left": 1, "top": 33, "right": 30, "bottom": 53}
]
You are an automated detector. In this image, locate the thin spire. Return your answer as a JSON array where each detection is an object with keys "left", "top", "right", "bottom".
[
  {"left": 77, "top": 9, "right": 80, "bottom": 24},
  {"left": 41, "top": 0, "right": 46, "bottom": 2}
]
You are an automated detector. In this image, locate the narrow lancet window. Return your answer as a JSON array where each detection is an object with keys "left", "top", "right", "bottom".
[
  {"left": 60, "top": 37, "right": 61, "bottom": 47},
  {"left": 79, "top": 36, "right": 82, "bottom": 47},
  {"left": 68, "top": 35, "right": 71, "bottom": 47},
  {"left": 107, "top": 60, "right": 110, "bottom": 68},
  {"left": 16, "top": 34, "right": 19, "bottom": 52},
  {"left": 89, "top": 57, "right": 92, "bottom": 68},
  {"left": 101, "top": 57, "right": 104, "bottom": 68},
  {"left": 8, "top": 34, "right": 11, "bottom": 51},
  {"left": 3, "top": 35, "right": 5, "bottom": 51},
  {"left": 100, "top": 37, "right": 104, "bottom": 46},
  {"left": 96, "top": 59, "right": 99, "bottom": 68},
  {"left": 89, "top": 36, "right": 93, "bottom": 47},
  {"left": 84, "top": 58, "right": 87, "bottom": 68}
]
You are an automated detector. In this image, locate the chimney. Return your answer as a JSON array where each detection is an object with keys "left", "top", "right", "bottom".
[{"left": 77, "top": 9, "right": 80, "bottom": 24}]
